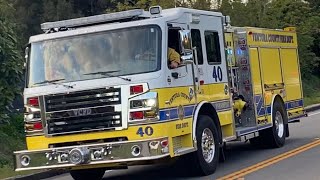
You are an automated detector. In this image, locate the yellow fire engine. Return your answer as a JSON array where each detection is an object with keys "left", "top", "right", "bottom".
[{"left": 15, "top": 6, "right": 305, "bottom": 179}]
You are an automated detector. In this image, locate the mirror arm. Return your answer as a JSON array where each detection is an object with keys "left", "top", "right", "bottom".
[{"left": 192, "top": 47, "right": 200, "bottom": 93}]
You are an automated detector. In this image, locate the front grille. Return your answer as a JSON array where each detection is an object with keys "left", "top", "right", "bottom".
[{"left": 44, "top": 88, "right": 122, "bottom": 135}]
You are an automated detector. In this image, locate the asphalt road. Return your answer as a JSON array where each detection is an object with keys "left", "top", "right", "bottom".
[{"left": 45, "top": 110, "right": 320, "bottom": 180}]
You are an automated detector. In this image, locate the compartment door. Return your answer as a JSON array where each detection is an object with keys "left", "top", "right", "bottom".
[
  {"left": 281, "top": 48, "right": 304, "bottom": 119},
  {"left": 260, "top": 48, "right": 284, "bottom": 124},
  {"left": 249, "top": 48, "right": 266, "bottom": 124}
]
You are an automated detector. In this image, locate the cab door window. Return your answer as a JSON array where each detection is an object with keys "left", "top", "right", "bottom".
[
  {"left": 205, "top": 31, "right": 221, "bottom": 64},
  {"left": 168, "top": 28, "right": 182, "bottom": 69},
  {"left": 191, "top": 29, "right": 203, "bottom": 65}
]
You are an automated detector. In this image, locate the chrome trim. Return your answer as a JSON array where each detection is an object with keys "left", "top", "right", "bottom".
[
  {"left": 128, "top": 91, "right": 159, "bottom": 124},
  {"left": 15, "top": 137, "right": 169, "bottom": 171},
  {"left": 174, "top": 147, "right": 196, "bottom": 156},
  {"left": 223, "top": 135, "right": 237, "bottom": 142},
  {"left": 24, "top": 118, "right": 42, "bottom": 123},
  {"left": 16, "top": 154, "right": 169, "bottom": 171}
]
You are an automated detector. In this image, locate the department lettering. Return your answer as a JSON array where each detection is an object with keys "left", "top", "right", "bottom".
[{"left": 252, "top": 33, "right": 294, "bottom": 43}]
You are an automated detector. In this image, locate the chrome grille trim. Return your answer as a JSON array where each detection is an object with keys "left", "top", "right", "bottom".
[{"left": 44, "top": 88, "right": 122, "bottom": 135}]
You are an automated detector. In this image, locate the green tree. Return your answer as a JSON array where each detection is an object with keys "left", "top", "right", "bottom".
[{"left": 0, "top": 0, "right": 23, "bottom": 122}]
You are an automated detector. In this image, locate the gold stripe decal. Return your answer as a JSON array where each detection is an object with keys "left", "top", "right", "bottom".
[{"left": 218, "top": 139, "right": 320, "bottom": 180}]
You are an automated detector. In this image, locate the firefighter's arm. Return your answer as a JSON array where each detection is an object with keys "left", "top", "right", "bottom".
[{"left": 168, "top": 48, "right": 181, "bottom": 65}]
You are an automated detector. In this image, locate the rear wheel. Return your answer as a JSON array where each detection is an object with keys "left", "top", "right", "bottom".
[
  {"left": 267, "top": 100, "right": 287, "bottom": 147},
  {"left": 189, "top": 115, "right": 220, "bottom": 175},
  {"left": 251, "top": 99, "right": 287, "bottom": 148},
  {"left": 70, "top": 168, "right": 106, "bottom": 180}
]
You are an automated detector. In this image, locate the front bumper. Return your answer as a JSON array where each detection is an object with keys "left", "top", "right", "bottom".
[{"left": 14, "top": 137, "right": 169, "bottom": 171}]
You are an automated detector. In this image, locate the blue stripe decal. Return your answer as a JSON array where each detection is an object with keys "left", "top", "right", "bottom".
[
  {"left": 255, "top": 95, "right": 265, "bottom": 116},
  {"left": 159, "top": 110, "right": 167, "bottom": 121},
  {"left": 169, "top": 109, "right": 178, "bottom": 119},
  {"left": 158, "top": 100, "right": 231, "bottom": 121},
  {"left": 265, "top": 99, "right": 303, "bottom": 116},
  {"left": 158, "top": 98, "right": 303, "bottom": 121},
  {"left": 286, "top": 99, "right": 303, "bottom": 110},
  {"left": 266, "top": 106, "right": 271, "bottom": 115},
  {"left": 184, "top": 106, "right": 194, "bottom": 117}
]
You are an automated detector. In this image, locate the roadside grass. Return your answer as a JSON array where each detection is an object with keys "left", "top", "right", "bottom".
[
  {"left": 303, "top": 75, "right": 320, "bottom": 106},
  {"left": 304, "top": 95, "right": 320, "bottom": 106},
  {"left": 0, "top": 165, "right": 42, "bottom": 179},
  {"left": 0, "top": 114, "right": 28, "bottom": 179}
]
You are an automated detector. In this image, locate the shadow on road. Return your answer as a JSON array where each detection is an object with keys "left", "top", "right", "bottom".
[{"left": 102, "top": 138, "right": 310, "bottom": 180}]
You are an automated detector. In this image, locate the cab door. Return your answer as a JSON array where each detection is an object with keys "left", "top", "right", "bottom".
[
  {"left": 163, "top": 23, "right": 197, "bottom": 118},
  {"left": 189, "top": 15, "right": 234, "bottom": 137}
]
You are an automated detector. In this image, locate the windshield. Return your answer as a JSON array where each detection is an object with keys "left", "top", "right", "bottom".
[{"left": 28, "top": 26, "right": 161, "bottom": 87}]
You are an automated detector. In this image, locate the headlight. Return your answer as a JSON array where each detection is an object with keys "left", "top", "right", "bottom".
[
  {"left": 145, "top": 99, "right": 156, "bottom": 107},
  {"left": 25, "top": 114, "right": 34, "bottom": 121},
  {"left": 129, "top": 92, "right": 159, "bottom": 123},
  {"left": 130, "top": 98, "right": 157, "bottom": 109}
]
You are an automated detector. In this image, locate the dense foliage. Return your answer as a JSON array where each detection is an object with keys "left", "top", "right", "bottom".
[
  {"left": 0, "top": 0, "right": 318, "bottom": 111},
  {"left": 4, "top": 0, "right": 320, "bottom": 110},
  {"left": 0, "top": 0, "right": 319, "bottom": 170},
  {"left": 0, "top": 0, "right": 23, "bottom": 123}
]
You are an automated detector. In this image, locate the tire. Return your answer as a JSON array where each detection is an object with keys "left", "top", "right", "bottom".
[
  {"left": 254, "top": 100, "right": 287, "bottom": 148},
  {"left": 189, "top": 115, "right": 220, "bottom": 176},
  {"left": 70, "top": 168, "right": 106, "bottom": 180}
]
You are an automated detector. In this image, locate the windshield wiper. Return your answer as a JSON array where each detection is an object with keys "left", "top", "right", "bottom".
[
  {"left": 83, "top": 70, "right": 131, "bottom": 82},
  {"left": 34, "top": 79, "right": 74, "bottom": 88}
]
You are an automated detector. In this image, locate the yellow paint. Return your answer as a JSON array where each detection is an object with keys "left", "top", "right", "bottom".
[
  {"left": 281, "top": 48, "right": 302, "bottom": 101},
  {"left": 287, "top": 107, "right": 304, "bottom": 119},
  {"left": 217, "top": 139, "right": 320, "bottom": 180},
  {"left": 221, "top": 124, "right": 235, "bottom": 138},
  {"left": 249, "top": 48, "right": 263, "bottom": 95},
  {"left": 260, "top": 48, "right": 283, "bottom": 86},
  {"left": 154, "top": 84, "right": 229, "bottom": 109},
  {"left": 218, "top": 110, "right": 233, "bottom": 126},
  {"left": 154, "top": 83, "right": 234, "bottom": 140},
  {"left": 27, "top": 119, "right": 192, "bottom": 156},
  {"left": 246, "top": 28, "right": 298, "bottom": 47}
]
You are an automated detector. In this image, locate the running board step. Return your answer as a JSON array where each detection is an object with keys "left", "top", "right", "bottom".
[{"left": 174, "top": 147, "right": 196, "bottom": 156}]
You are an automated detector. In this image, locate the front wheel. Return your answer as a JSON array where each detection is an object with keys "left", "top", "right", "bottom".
[
  {"left": 191, "top": 115, "right": 220, "bottom": 175},
  {"left": 70, "top": 168, "right": 106, "bottom": 180}
]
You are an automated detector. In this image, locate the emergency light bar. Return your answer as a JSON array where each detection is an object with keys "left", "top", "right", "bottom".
[{"left": 40, "top": 9, "right": 144, "bottom": 31}]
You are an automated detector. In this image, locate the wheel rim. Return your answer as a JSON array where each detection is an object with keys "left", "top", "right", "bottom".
[
  {"left": 275, "top": 111, "right": 284, "bottom": 138},
  {"left": 201, "top": 128, "right": 215, "bottom": 163}
]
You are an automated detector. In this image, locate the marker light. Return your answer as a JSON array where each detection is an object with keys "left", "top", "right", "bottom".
[
  {"left": 130, "top": 111, "right": 144, "bottom": 120},
  {"left": 27, "top": 97, "right": 39, "bottom": 107},
  {"left": 149, "top": 6, "right": 162, "bottom": 15},
  {"left": 130, "top": 85, "right": 143, "bottom": 95},
  {"left": 33, "top": 122, "right": 43, "bottom": 130}
]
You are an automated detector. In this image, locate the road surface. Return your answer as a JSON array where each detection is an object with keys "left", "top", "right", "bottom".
[{"left": 46, "top": 110, "right": 320, "bottom": 180}]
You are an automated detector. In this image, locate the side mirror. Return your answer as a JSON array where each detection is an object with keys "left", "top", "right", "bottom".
[
  {"left": 25, "top": 46, "right": 29, "bottom": 60},
  {"left": 179, "top": 30, "right": 193, "bottom": 57},
  {"left": 181, "top": 55, "right": 194, "bottom": 64}
]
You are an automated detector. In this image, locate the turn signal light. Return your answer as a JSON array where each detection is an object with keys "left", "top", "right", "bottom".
[
  {"left": 130, "top": 85, "right": 143, "bottom": 95},
  {"left": 27, "top": 97, "right": 39, "bottom": 107},
  {"left": 33, "top": 122, "right": 43, "bottom": 130},
  {"left": 161, "top": 140, "right": 168, "bottom": 147},
  {"left": 130, "top": 111, "right": 144, "bottom": 120},
  {"left": 25, "top": 122, "right": 43, "bottom": 131}
]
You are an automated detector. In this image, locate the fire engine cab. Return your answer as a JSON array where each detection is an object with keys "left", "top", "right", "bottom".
[{"left": 15, "top": 6, "right": 305, "bottom": 179}]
